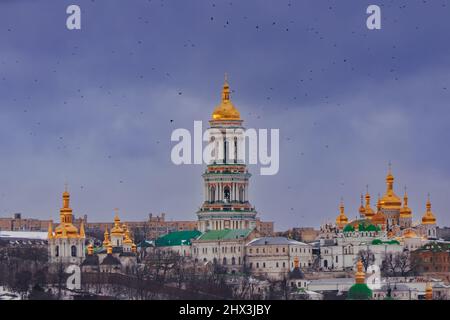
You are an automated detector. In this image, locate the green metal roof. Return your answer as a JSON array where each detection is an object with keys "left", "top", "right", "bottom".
[
  {"left": 347, "top": 283, "right": 373, "bottom": 300},
  {"left": 155, "top": 230, "right": 202, "bottom": 247},
  {"left": 197, "top": 228, "right": 253, "bottom": 241}
]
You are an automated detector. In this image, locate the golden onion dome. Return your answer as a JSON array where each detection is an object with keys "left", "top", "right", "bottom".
[
  {"left": 380, "top": 166, "right": 402, "bottom": 209},
  {"left": 422, "top": 196, "right": 436, "bottom": 225},
  {"left": 335, "top": 200, "right": 348, "bottom": 228},
  {"left": 359, "top": 194, "right": 366, "bottom": 215},
  {"left": 403, "top": 229, "right": 418, "bottom": 238},
  {"left": 211, "top": 75, "right": 241, "bottom": 121},
  {"left": 364, "top": 192, "right": 375, "bottom": 218},
  {"left": 400, "top": 190, "right": 412, "bottom": 218},
  {"left": 111, "top": 212, "right": 124, "bottom": 235},
  {"left": 355, "top": 260, "right": 366, "bottom": 284}
]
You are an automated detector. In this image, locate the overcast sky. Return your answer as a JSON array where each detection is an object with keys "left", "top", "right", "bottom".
[{"left": 0, "top": 0, "right": 449, "bottom": 230}]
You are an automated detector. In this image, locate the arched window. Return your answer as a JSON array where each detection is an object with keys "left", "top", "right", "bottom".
[
  {"left": 224, "top": 186, "right": 230, "bottom": 202},
  {"left": 234, "top": 137, "right": 238, "bottom": 163},
  {"left": 223, "top": 257, "right": 227, "bottom": 265},
  {"left": 213, "top": 257, "right": 217, "bottom": 264},
  {"left": 210, "top": 186, "right": 216, "bottom": 202},
  {"left": 71, "top": 245, "right": 77, "bottom": 257},
  {"left": 239, "top": 187, "right": 244, "bottom": 202},
  {"left": 55, "top": 245, "right": 59, "bottom": 257},
  {"left": 232, "top": 257, "right": 236, "bottom": 265}
]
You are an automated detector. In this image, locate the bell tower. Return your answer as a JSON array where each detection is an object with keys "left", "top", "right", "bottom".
[{"left": 197, "top": 76, "right": 257, "bottom": 232}]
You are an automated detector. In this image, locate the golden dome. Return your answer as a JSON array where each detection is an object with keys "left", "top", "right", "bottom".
[
  {"left": 364, "top": 191, "right": 375, "bottom": 219},
  {"left": 400, "top": 189, "right": 412, "bottom": 218},
  {"left": 403, "top": 229, "right": 418, "bottom": 238},
  {"left": 111, "top": 211, "right": 124, "bottom": 236},
  {"left": 372, "top": 199, "right": 386, "bottom": 226},
  {"left": 103, "top": 227, "right": 110, "bottom": 246},
  {"left": 335, "top": 200, "right": 348, "bottom": 228},
  {"left": 53, "top": 189, "right": 83, "bottom": 239},
  {"left": 123, "top": 227, "right": 133, "bottom": 245},
  {"left": 355, "top": 260, "right": 366, "bottom": 284},
  {"left": 359, "top": 194, "right": 366, "bottom": 216},
  {"left": 211, "top": 75, "right": 241, "bottom": 121},
  {"left": 422, "top": 196, "right": 436, "bottom": 225},
  {"left": 380, "top": 166, "right": 402, "bottom": 209}
]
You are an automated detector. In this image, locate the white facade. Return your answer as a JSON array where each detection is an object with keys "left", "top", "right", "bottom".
[{"left": 245, "top": 237, "right": 313, "bottom": 280}]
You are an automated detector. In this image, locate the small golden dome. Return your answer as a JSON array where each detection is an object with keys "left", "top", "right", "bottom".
[
  {"left": 359, "top": 194, "right": 366, "bottom": 215},
  {"left": 403, "top": 229, "right": 418, "bottom": 238},
  {"left": 400, "top": 189, "right": 412, "bottom": 218},
  {"left": 355, "top": 260, "right": 366, "bottom": 284},
  {"left": 211, "top": 75, "right": 241, "bottom": 121},
  {"left": 335, "top": 200, "right": 348, "bottom": 228},
  {"left": 422, "top": 196, "right": 436, "bottom": 225},
  {"left": 380, "top": 166, "right": 402, "bottom": 209},
  {"left": 364, "top": 191, "right": 375, "bottom": 218},
  {"left": 111, "top": 211, "right": 124, "bottom": 236}
]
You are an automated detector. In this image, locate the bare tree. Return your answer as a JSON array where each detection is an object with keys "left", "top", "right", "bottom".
[{"left": 356, "top": 249, "right": 375, "bottom": 271}]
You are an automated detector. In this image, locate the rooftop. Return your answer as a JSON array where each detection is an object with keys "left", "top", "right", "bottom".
[
  {"left": 197, "top": 228, "right": 253, "bottom": 241},
  {"left": 155, "top": 230, "right": 202, "bottom": 247},
  {"left": 0, "top": 231, "right": 48, "bottom": 240},
  {"left": 247, "top": 236, "right": 308, "bottom": 246}
]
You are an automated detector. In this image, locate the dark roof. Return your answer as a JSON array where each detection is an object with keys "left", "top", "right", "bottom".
[
  {"left": 81, "top": 255, "right": 99, "bottom": 266},
  {"left": 101, "top": 254, "right": 121, "bottom": 265},
  {"left": 289, "top": 267, "right": 305, "bottom": 279}
]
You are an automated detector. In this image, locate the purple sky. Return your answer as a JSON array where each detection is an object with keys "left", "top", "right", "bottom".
[{"left": 0, "top": 0, "right": 449, "bottom": 230}]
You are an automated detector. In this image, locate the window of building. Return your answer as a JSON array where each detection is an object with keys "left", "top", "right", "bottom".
[{"left": 71, "top": 245, "right": 77, "bottom": 257}]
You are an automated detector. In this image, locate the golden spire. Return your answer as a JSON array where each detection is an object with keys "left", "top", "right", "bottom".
[
  {"left": 131, "top": 243, "right": 137, "bottom": 253},
  {"left": 355, "top": 260, "right": 366, "bottom": 284},
  {"left": 107, "top": 243, "right": 113, "bottom": 255},
  {"left": 211, "top": 74, "right": 241, "bottom": 121},
  {"left": 359, "top": 193, "right": 366, "bottom": 216},
  {"left": 425, "top": 282, "right": 433, "bottom": 300},
  {"left": 380, "top": 163, "right": 402, "bottom": 209},
  {"left": 335, "top": 198, "right": 348, "bottom": 229},
  {"left": 123, "top": 225, "right": 133, "bottom": 245},
  {"left": 372, "top": 194, "right": 386, "bottom": 227},
  {"left": 422, "top": 194, "right": 436, "bottom": 225},
  {"left": 400, "top": 186, "right": 412, "bottom": 218},
  {"left": 79, "top": 221, "right": 85, "bottom": 238},
  {"left": 47, "top": 222, "right": 53, "bottom": 239},
  {"left": 364, "top": 186, "right": 375, "bottom": 219},
  {"left": 87, "top": 243, "right": 94, "bottom": 255},
  {"left": 54, "top": 187, "right": 79, "bottom": 239},
  {"left": 111, "top": 209, "right": 124, "bottom": 236},
  {"left": 103, "top": 227, "right": 110, "bottom": 246}
]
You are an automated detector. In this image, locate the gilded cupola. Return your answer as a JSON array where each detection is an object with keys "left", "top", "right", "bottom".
[
  {"left": 380, "top": 164, "right": 402, "bottom": 210},
  {"left": 53, "top": 187, "right": 83, "bottom": 239},
  {"left": 372, "top": 195, "right": 386, "bottom": 227},
  {"left": 358, "top": 194, "right": 366, "bottom": 216},
  {"left": 364, "top": 188, "right": 375, "bottom": 219},
  {"left": 335, "top": 199, "right": 348, "bottom": 229},
  {"left": 422, "top": 195, "right": 437, "bottom": 225},
  {"left": 110, "top": 211, "right": 124, "bottom": 236},
  {"left": 355, "top": 260, "right": 366, "bottom": 284},
  {"left": 400, "top": 187, "right": 412, "bottom": 218},
  {"left": 211, "top": 74, "right": 241, "bottom": 121},
  {"left": 103, "top": 227, "right": 111, "bottom": 247}
]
